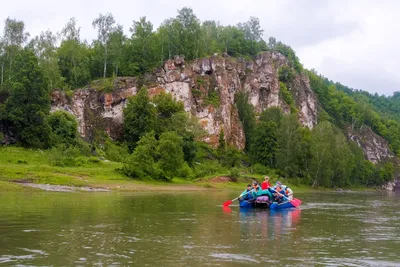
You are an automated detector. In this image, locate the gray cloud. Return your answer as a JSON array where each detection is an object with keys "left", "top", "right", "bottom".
[
  {"left": 264, "top": 1, "right": 361, "bottom": 47},
  {"left": 320, "top": 57, "right": 400, "bottom": 96}
]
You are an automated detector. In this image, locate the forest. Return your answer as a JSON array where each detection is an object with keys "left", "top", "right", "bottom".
[{"left": 0, "top": 7, "right": 399, "bottom": 188}]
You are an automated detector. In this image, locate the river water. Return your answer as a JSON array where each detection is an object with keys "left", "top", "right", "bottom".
[{"left": 0, "top": 191, "right": 399, "bottom": 266}]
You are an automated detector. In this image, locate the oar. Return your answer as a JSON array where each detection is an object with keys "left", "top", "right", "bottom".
[
  {"left": 223, "top": 189, "right": 255, "bottom": 207},
  {"left": 270, "top": 187, "right": 301, "bottom": 207}
]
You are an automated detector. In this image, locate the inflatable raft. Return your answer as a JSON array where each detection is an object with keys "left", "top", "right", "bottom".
[
  {"left": 270, "top": 201, "right": 296, "bottom": 210},
  {"left": 239, "top": 195, "right": 271, "bottom": 208}
]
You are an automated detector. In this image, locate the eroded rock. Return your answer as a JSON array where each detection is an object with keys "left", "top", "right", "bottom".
[
  {"left": 51, "top": 52, "right": 319, "bottom": 149},
  {"left": 347, "top": 126, "right": 393, "bottom": 163}
]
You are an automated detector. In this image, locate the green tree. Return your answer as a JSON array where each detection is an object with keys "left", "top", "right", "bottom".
[
  {"left": 309, "top": 121, "right": 354, "bottom": 187},
  {"left": 260, "top": 107, "right": 284, "bottom": 126},
  {"left": 379, "top": 162, "right": 394, "bottom": 183},
  {"left": 235, "top": 92, "right": 256, "bottom": 150},
  {"left": 5, "top": 49, "right": 50, "bottom": 147},
  {"left": 201, "top": 20, "right": 219, "bottom": 55},
  {"left": 0, "top": 41, "right": 5, "bottom": 84},
  {"left": 123, "top": 87, "right": 156, "bottom": 152},
  {"left": 250, "top": 121, "right": 277, "bottom": 167},
  {"left": 279, "top": 82, "right": 297, "bottom": 113},
  {"left": 92, "top": 13, "right": 117, "bottom": 78},
  {"left": 237, "top": 16, "right": 264, "bottom": 55},
  {"left": 58, "top": 18, "right": 91, "bottom": 88},
  {"left": 158, "top": 131, "right": 185, "bottom": 180},
  {"left": 218, "top": 129, "right": 226, "bottom": 151},
  {"left": 275, "top": 114, "right": 303, "bottom": 177},
  {"left": 2, "top": 17, "right": 29, "bottom": 81},
  {"left": 108, "top": 25, "right": 125, "bottom": 76},
  {"left": 158, "top": 7, "right": 201, "bottom": 60},
  {"left": 123, "top": 131, "right": 162, "bottom": 180},
  {"left": 122, "top": 17, "right": 160, "bottom": 75},
  {"left": 46, "top": 110, "right": 78, "bottom": 146},
  {"left": 278, "top": 65, "right": 295, "bottom": 83},
  {"left": 28, "top": 30, "right": 64, "bottom": 89}
]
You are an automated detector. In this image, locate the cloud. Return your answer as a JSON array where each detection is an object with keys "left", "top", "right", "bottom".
[
  {"left": 319, "top": 57, "right": 400, "bottom": 96},
  {"left": 263, "top": 1, "right": 361, "bottom": 47}
]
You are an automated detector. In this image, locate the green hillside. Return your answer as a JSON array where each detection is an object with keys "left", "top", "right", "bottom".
[{"left": 0, "top": 7, "right": 399, "bottom": 188}]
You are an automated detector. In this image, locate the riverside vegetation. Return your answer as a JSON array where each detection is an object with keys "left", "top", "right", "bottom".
[{"left": 0, "top": 8, "right": 399, "bottom": 191}]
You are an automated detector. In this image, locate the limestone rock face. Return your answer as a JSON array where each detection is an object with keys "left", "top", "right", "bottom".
[
  {"left": 50, "top": 52, "right": 318, "bottom": 148},
  {"left": 347, "top": 126, "right": 393, "bottom": 163},
  {"left": 51, "top": 78, "right": 137, "bottom": 141}
]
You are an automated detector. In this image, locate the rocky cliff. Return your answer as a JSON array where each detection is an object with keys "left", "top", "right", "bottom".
[
  {"left": 347, "top": 126, "right": 394, "bottom": 163},
  {"left": 51, "top": 51, "right": 318, "bottom": 149},
  {"left": 49, "top": 51, "right": 395, "bottom": 164}
]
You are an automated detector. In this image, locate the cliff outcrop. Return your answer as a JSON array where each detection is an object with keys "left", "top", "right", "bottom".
[
  {"left": 51, "top": 51, "right": 318, "bottom": 149},
  {"left": 347, "top": 126, "right": 393, "bottom": 163}
]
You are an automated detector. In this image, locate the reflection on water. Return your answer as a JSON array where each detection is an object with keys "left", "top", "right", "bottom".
[
  {"left": 0, "top": 191, "right": 399, "bottom": 266},
  {"left": 238, "top": 208, "right": 302, "bottom": 248}
]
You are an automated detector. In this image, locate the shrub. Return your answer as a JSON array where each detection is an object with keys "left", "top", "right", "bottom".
[
  {"left": 251, "top": 163, "right": 269, "bottom": 174},
  {"left": 278, "top": 66, "right": 295, "bottom": 83},
  {"left": 48, "top": 145, "right": 81, "bottom": 167},
  {"left": 121, "top": 132, "right": 164, "bottom": 180},
  {"left": 104, "top": 140, "right": 129, "bottom": 162},
  {"left": 46, "top": 110, "right": 78, "bottom": 147},
  {"left": 204, "top": 89, "right": 220, "bottom": 107},
  {"left": 179, "top": 162, "right": 195, "bottom": 179},
  {"left": 88, "top": 157, "right": 100, "bottom": 164},
  {"left": 279, "top": 82, "right": 297, "bottom": 113},
  {"left": 229, "top": 167, "right": 241, "bottom": 181},
  {"left": 157, "top": 132, "right": 185, "bottom": 180},
  {"left": 193, "top": 160, "right": 227, "bottom": 178}
]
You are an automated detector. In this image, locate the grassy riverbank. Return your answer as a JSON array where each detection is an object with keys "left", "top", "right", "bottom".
[{"left": 0, "top": 147, "right": 374, "bottom": 192}]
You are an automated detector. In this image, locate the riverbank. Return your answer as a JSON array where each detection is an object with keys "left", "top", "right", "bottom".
[{"left": 0, "top": 146, "right": 376, "bottom": 193}]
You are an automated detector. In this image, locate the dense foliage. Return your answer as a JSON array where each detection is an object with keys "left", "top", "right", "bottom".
[
  {"left": 0, "top": 8, "right": 274, "bottom": 91},
  {"left": 308, "top": 71, "right": 400, "bottom": 156},
  {"left": 0, "top": 9, "right": 398, "bottom": 186}
]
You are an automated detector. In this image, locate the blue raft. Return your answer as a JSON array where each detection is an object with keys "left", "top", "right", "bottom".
[
  {"left": 269, "top": 201, "right": 296, "bottom": 210},
  {"left": 239, "top": 195, "right": 270, "bottom": 208},
  {"left": 240, "top": 198, "right": 296, "bottom": 210}
]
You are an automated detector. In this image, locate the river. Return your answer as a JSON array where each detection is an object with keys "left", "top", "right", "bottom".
[{"left": 0, "top": 191, "right": 399, "bottom": 266}]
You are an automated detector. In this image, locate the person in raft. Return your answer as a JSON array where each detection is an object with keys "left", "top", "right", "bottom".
[
  {"left": 261, "top": 176, "right": 272, "bottom": 190},
  {"left": 273, "top": 184, "right": 288, "bottom": 203},
  {"left": 274, "top": 181, "right": 294, "bottom": 201},
  {"left": 285, "top": 187, "right": 294, "bottom": 200},
  {"left": 240, "top": 184, "right": 253, "bottom": 201},
  {"left": 252, "top": 181, "right": 263, "bottom": 198}
]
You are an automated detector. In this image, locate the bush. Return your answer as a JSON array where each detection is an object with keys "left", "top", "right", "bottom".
[
  {"left": 221, "top": 146, "right": 243, "bottom": 167},
  {"left": 48, "top": 145, "right": 81, "bottom": 167},
  {"left": 204, "top": 89, "right": 220, "bottom": 107},
  {"left": 121, "top": 132, "right": 164, "bottom": 180},
  {"left": 88, "top": 156, "right": 100, "bottom": 164},
  {"left": 278, "top": 66, "right": 295, "bottom": 83},
  {"left": 179, "top": 162, "right": 195, "bottom": 179},
  {"left": 46, "top": 110, "right": 78, "bottom": 147},
  {"left": 279, "top": 82, "right": 297, "bottom": 113},
  {"left": 251, "top": 163, "right": 270, "bottom": 174},
  {"left": 157, "top": 132, "right": 185, "bottom": 180},
  {"left": 104, "top": 140, "right": 129, "bottom": 162},
  {"left": 193, "top": 160, "right": 227, "bottom": 178},
  {"left": 229, "top": 167, "right": 241, "bottom": 181}
]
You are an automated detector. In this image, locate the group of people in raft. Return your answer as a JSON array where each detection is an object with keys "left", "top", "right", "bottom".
[{"left": 240, "top": 176, "right": 294, "bottom": 204}]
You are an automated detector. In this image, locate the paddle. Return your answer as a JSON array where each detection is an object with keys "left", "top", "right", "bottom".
[
  {"left": 223, "top": 189, "right": 255, "bottom": 207},
  {"left": 270, "top": 187, "right": 301, "bottom": 207}
]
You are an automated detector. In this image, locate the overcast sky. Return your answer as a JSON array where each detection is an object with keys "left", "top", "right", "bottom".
[{"left": 1, "top": 0, "right": 399, "bottom": 95}]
